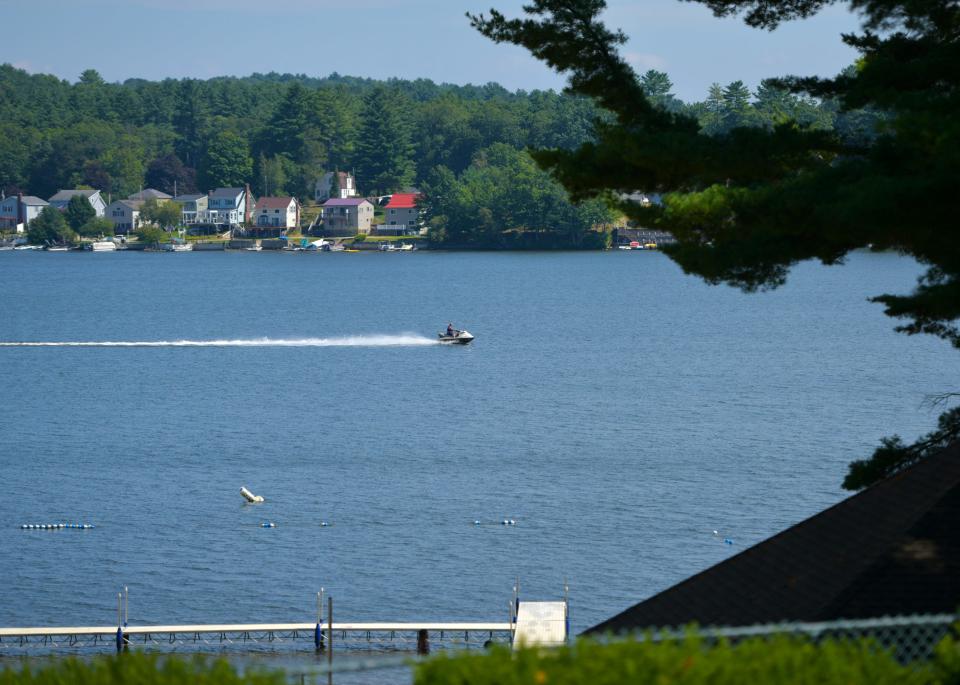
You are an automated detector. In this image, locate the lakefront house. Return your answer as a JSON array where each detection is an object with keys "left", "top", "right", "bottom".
[
  {"left": 321, "top": 198, "right": 374, "bottom": 235},
  {"left": 380, "top": 192, "right": 422, "bottom": 235},
  {"left": 48, "top": 189, "right": 106, "bottom": 217},
  {"left": 172, "top": 194, "right": 208, "bottom": 225},
  {"left": 104, "top": 199, "right": 145, "bottom": 234},
  {"left": 0, "top": 194, "right": 49, "bottom": 232},
  {"left": 254, "top": 196, "right": 300, "bottom": 232},
  {"left": 206, "top": 186, "right": 253, "bottom": 227}
]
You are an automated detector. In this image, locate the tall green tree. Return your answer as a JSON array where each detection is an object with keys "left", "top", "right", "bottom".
[
  {"left": 140, "top": 198, "right": 182, "bottom": 228},
  {"left": 64, "top": 194, "right": 95, "bottom": 231},
  {"left": 470, "top": 0, "right": 960, "bottom": 487},
  {"left": 27, "top": 205, "right": 76, "bottom": 245},
  {"left": 354, "top": 85, "right": 415, "bottom": 194},
  {"left": 199, "top": 131, "right": 252, "bottom": 189}
]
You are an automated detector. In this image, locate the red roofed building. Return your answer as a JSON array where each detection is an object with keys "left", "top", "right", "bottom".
[{"left": 381, "top": 193, "right": 422, "bottom": 235}]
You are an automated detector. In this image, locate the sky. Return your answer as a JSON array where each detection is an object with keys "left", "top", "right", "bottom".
[{"left": 2, "top": 0, "right": 861, "bottom": 102}]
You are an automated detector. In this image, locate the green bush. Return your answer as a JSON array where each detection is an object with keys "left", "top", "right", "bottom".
[
  {"left": 415, "top": 633, "right": 956, "bottom": 685},
  {"left": 0, "top": 653, "right": 285, "bottom": 685}
]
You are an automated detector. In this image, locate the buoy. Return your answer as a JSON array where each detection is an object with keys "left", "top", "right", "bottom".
[
  {"left": 474, "top": 520, "right": 481, "bottom": 526},
  {"left": 724, "top": 538, "right": 734, "bottom": 545},
  {"left": 261, "top": 522, "right": 276, "bottom": 528},
  {"left": 320, "top": 521, "right": 329, "bottom": 527},
  {"left": 241, "top": 486, "right": 265, "bottom": 504}
]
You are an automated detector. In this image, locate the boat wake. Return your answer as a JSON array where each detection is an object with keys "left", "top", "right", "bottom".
[{"left": 0, "top": 334, "right": 440, "bottom": 348}]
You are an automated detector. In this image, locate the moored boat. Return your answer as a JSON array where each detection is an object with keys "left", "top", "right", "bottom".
[{"left": 90, "top": 240, "right": 117, "bottom": 251}]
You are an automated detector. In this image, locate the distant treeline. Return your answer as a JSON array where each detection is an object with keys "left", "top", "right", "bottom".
[{"left": 0, "top": 64, "right": 882, "bottom": 246}]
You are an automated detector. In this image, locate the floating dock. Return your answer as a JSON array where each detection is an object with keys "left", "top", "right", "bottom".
[{"left": 0, "top": 586, "right": 568, "bottom": 655}]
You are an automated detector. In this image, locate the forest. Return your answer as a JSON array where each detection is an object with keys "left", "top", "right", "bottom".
[{"left": 0, "top": 64, "right": 881, "bottom": 245}]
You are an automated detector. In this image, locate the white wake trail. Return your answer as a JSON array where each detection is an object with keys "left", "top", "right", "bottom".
[{"left": 0, "top": 334, "right": 440, "bottom": 348}]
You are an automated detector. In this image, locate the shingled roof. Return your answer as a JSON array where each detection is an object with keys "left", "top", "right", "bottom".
[{"left": 586, "top": 443, "right": 960, "bottom": 634}]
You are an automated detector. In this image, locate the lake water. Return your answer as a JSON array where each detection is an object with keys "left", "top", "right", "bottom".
[{"left": 0, "top": 249, "right": 955, "bottom": 655}]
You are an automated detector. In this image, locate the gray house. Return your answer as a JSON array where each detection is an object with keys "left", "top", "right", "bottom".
[
  {"left": 0, "top": 194, "right": 49, "bottom": 233},
  {"left": 321, "top": 198, "right": 374, "bottom": 235},
  {"left": 104, "top": 199, "right": 145, "bottom": 234},
  {"left": 48, "top": 189, "right": 106, "bottom": 217}
]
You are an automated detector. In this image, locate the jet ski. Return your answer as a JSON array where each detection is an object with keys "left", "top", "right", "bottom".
[{"left": 438, "top": 329, "right": 474, "bottom": 344}]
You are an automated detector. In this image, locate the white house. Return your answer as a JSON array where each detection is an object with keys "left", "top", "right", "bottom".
[
  {"left": 48, "top": 189, "right": 106, "bottom": 217},
  {"left": 254, "top": 196, "right": 300, "bottom": 230},
  {"left": 104, "top": 199, "right": 145, "bottom": 234},
  {"left": 315, "top": 171, "right": 357, "bottom": 202},
  {"left": 206, "top": 187, "right": 252, "bottom": 227},
  {"left": 0, "top": 194, "right": 49, "bottom": 233}
]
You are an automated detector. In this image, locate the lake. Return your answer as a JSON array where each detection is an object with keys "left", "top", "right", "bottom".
[{"left": 0, "top": 248, "right": 955, "bottom": 655}]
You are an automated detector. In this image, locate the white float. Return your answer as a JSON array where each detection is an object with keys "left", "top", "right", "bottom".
[{"left": 240, "top": 486, "right": 264, "bottom": 503}]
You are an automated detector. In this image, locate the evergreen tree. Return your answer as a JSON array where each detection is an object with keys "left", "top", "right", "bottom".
[
  {"left": 721, "top": 80, "right": 753, "bottom": 130},
  {"left": 471, "top": 0, "right": 960, "bottom": 488},
  {"left": 199, "top": 131, "right": 252, "bottom": 189},
  {"left": 354, "top": 86, "right": 415, "bottom": 194}
]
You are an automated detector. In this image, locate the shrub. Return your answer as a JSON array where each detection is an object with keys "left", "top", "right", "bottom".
[
  {"left": 415, "top": 633, "right": 945, "bottom": 685},
  {"left": 0, "top": 653, "right": 285, "bottom": 685}
]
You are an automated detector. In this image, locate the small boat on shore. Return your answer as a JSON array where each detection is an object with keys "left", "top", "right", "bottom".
[
  {"left": 244, "top": 245, "right": 262, "bottom": 252},
  {"left": 90, "top": 240, "right": 117, "bottom": 252},
  {"left": 46, "top": 245, "right": 70, "bottom": 252}
]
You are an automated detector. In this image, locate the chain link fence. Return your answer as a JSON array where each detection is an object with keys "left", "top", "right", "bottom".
[{"left": 638, "top": 613, "right": 959, "bottom": 664}]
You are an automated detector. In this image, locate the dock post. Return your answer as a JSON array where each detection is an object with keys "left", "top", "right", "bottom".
[
  {"left": 115, "top": 592, "right": 124, "bottom": 653},
  {"left": 327, "top": 596, "right": 333, "bottom": 668},
  {"left": 417, "top": 629, "right": 430, "bottom": 655},
  {"left": 563, "top": 578, "right": 570, "bottom": 642},
  {"left": 314, "top": 589, "right": 325, "bottom": 651}
]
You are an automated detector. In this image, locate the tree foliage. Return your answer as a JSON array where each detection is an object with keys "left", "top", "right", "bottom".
[
  {"left": 423, "top": 144, "right": 615, "bottom": 248},
  {"left": 78, "top": 216, "right": 113, "bottom": 238},
  {"left": 63, "top": 194, "right": 94, "bottom": 230},
  {"left": 354, "top": 85, "right": 416, "bottom": 194},
  {"left": 470, "top": 0, "right": 960, "bottom": 487},
  {"left": 140, "top": 198, "right": 182, "bottom": 228},
  {"left": 27, "top": 205, "right": 76, "bottom": 245},
  {"left": 199, "top": 131, "right": 252, "bottom": 190}
]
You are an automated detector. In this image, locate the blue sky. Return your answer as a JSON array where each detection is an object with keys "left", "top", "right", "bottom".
[{"left": 3, "top": 0, "right": 861, "bottom": 101}]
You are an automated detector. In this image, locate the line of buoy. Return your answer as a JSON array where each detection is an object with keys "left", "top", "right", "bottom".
[
  {"left": 21, "top": 523, "right": 95, "bottom": 530},
  {"left": 473, "top": 519, "right": 518, "bottom": 526}
]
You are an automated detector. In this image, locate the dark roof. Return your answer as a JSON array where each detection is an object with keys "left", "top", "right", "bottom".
[
  {"left": 49, "top": 189, "right": 100, "bottom": 202},
  {"left": 173, "top": 194, "right": 204, "bottom": 202},
  {"left": 586, "top": 443, "right": 960, "bottom": 634},
  {"left": 209, "top": 187, "right": 244, "bottom": 199}
]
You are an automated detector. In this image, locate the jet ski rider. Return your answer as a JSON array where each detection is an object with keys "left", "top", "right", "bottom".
[{"left": 446, "top": 323, "right": 455, "bottom": 337}]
